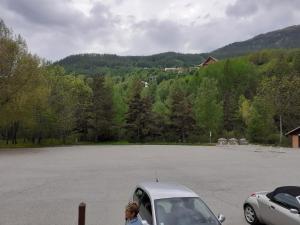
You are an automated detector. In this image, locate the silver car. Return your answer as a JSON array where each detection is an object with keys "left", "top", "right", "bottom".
[
  {"left": 243, "top": 186, "right": 300, "bottom": 225},
  {"left": 129, "top": 182, "right": 226, "bottom": 225}
]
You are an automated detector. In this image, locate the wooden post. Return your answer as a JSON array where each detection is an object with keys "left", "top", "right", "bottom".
[
  {"left": 279, "top": 115, "right": 282, "bottom": 146},
  {"left": 78, "top": 202, "right": 86, "bottom": 225}
]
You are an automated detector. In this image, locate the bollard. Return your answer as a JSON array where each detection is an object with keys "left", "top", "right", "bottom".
[{"left": 78, "top": 202, "right": 86, "bottom": 225}]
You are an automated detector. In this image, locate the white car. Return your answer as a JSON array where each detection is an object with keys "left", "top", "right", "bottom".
[
  {"left": 129, "top": 182, "right": 226, "bottom": 225},
  {"left": 243, "top": 186, "right": 300, "bottom": 225}
]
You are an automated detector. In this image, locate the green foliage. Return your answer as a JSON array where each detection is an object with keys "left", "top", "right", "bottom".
[
  {"left": 168, "top": 83, "right": 196, "bottom": 142},
  {"left": 238, "top": 95, "right": 251, "bottom": 126},
  {"left": 112, "top": 83, "right": 128, "bottom": 138},
  {"left": 1, "top": 19, "right": 300, "bottom": 146},
  {"left": 247, "top": 97, "right": 276, "bottom": 143},
  {"left": 125, "top": 79, "right": 154, "bottom": 142},
  {"left": 217, "top": 59, "right": 257, "bottom": 132},
  {"left": 56, "top": 52, "right": 206, "bottom": 75},
  {"left": 90, "top": 76, "right": 114, "bottom": 141},
  {"left": 292, "top": 50, "right": 300, "bottom": 74},
  {"left": 194, "top": 78, "right": 223, "bottom": 140},
  {"left": 257, "top": 75, "right": 300, "bottom": 132}
]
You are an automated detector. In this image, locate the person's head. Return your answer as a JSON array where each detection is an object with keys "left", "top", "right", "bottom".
[{"left": 125, "top": 201, "right": 140, "bottom": 220}]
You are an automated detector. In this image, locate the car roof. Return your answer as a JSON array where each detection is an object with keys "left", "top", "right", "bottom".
[
  {"left": 273, "top": 186, "right": 300, "bottom": 197},
  {"left": 137, "top": 182, "right": 199, "bottom": 200}
]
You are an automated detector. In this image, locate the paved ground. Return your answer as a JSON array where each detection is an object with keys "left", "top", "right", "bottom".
[{"left": 0, "top": 145, "right": 299, "bottom": 225}]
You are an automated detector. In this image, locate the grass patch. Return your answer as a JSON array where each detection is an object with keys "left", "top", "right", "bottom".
[
  {"left": 0, "top": 139, "right": 132, "bottom": 149},
  {"left": 0, "top": 139, "right": 216, "bottom": 149}
]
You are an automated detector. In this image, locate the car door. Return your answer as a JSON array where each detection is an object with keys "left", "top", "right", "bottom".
[
  {"left": 139, "top": 192, "right": 153, "bottom": 225},
  {"left": 133, "top": 188, "right": 153, "bottom": 225},
  {"left": 258, "top": 192, "right": 300, "bottom": 225},
  {"left": 267, "top": 193, "right": 300, "bottom": 225},
  {"left": 257, "top": 194, "right": 276, "bottom": 225},
  {"left": 133, "top": 188, "right": 144, "bottom": 203},
  {"left": 260, "top": 193, "right": 300, "bottom": 225},
  {"left": 132, "top": 188, "right": 146, "bottom": 224}
]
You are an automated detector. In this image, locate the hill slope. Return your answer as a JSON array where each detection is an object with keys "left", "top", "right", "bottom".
[
  {"left": 56, "top": 52, "right": 207, "bottom": 75},
  {"left": 56, "top": 25, "right": 300, "bottom": 75},
  {"left": 212, "top": 25, "right": 300, "bottom": 58}
]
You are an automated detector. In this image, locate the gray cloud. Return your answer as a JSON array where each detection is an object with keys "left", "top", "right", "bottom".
[
  {"left": 0, "top": 0, "right": 300, "bottom": 60},
  {"left": 136, "top": 20, "right": 185, "bottom": 49},
  {"left": 226, "top": 0, "right": 258, "bottom": 18},
  {"left": 1, "top": 0, "right": 82, "bottom": 27},
  {"left": 226, "top": 0, "right": 300, "bottom": 18},
  {"left": 0, "top": 0, "right": 124, "bottom": 58}
]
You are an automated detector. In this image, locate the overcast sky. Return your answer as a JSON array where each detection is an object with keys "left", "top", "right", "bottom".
[{"left": 1, "top": 0, "right": 300, "bottom": 61}]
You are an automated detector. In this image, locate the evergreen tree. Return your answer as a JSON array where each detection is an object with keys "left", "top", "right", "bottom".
[
  {"left": 152, "top": 99, "right": 170, "bottom": 141},
  {"left": 221, "top": 60, "right": 237, "bottom": 131},
  {"left": 90, "top": 76, "right": 114, "bottom": 141},
  {"left": 169, "top": 84, "right": 196, "bottom": 142},
  {"left": 73, "top": 78, "right": 92, "bottom": 142},
  {"left": 139, "top": 96, "right": 155, "bottom": 141},
  {"left": 112, "top": 83, "right": 128, "bottom": 139},
  {"left": 125, "top": 79, "right": 154, "bottom": 142}
]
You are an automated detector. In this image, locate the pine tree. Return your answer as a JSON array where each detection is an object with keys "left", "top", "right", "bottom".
[
  {"left": 125, "top": 80, "right": 155, "bottom": 142},
  {"left": 125, "top": 80, "right": 143, "bottom": 142},
  {"left": 90, "top": 76, "right": 114, "bottom": 141},
  {"left": 169, "top": 85, "right": 196, "bottom": 142},
  {"left": 221, "top": 60, "right": 236, "bottom": 131}
]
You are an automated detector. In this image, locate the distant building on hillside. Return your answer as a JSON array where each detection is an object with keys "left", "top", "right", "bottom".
[
  {"left": 164, "top": 67, "right": 177, "bottom": 72},
  {"left": 141, "top": 81, "right": 149, "bottom": 88},
  {"left": 164, "top": 67, "right": 185, "bottom": 73},
  {"left": 197, "top": 56, "right": 218, "bottom": 67}
]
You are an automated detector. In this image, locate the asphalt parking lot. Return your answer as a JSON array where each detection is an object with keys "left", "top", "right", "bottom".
[{"left": 0, "top": 145, "right": 299, "bottom": 225}]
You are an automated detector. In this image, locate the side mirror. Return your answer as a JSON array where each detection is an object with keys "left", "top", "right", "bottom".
[
  {"left": 218, "top": 214, "right": 226, "bottom": 223},
  {"left": 290, "top": 209, "right": 299, "bottom": 214},
  {"left": 141, "top": 220, "right": 150, "bottom": 225}
]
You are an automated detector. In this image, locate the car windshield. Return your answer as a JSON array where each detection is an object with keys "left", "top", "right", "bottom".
[{"left": 154, "top": 197, "right": 220, "bottom": 225}]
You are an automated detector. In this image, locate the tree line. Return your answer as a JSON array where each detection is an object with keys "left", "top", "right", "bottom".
[
  {"left": 1, "top": 19, "right": 300, "bottom": 146},
  {"left": 56, "top": 52, "right": 206, "bottom": 76}
]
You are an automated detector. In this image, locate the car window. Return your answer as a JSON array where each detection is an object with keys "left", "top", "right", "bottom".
[
  {"left": 194, "top": 198, "right": 216, "bottom": 218},
  {"left": 273, "top": 193, "right": 300, "bottom": 210},
  {"left": 266, "top": 192, "right": 273, "bottom": 199},
  {"left": 133, "top": 188, "right": 144, "bottom": 203},
  {"left": 139, "top": 192, "right": 153, "bottom": 225},
  {"left": 155, "top": 197, "right": 219, "bottom": 225}
]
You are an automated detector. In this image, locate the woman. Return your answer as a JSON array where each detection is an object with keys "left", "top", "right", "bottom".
[{"left": 125, "top": 201, "right": 143, "bottom": 225}]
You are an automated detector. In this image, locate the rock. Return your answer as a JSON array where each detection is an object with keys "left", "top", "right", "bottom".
[
  {"left": 239, "top": 138, "right": 248, "bottom": 145},
  {"left": 218, "top": 138, "right": 228, "bottom": 145},
  {"left": 228, "top": 138, "right": 239, "bottom": 145}
]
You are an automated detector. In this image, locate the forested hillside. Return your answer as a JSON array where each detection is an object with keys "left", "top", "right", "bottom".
[
  {"left": 212, "top": 25, "right": 300, "bottom": 58},
  {"left": 1, "top": 19, "right": 300, "bottom": 146},
  {"left": 56, "top": 25, "right": 300, "bottom": 75},
  {"left": 56, "top": 52, "right": 207, "bottom": 75}
]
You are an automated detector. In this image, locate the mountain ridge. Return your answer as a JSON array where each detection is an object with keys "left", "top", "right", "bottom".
[
  {"left": 211, "top": 24, "right": 300, "bottom": 58},
  {"left": 56, "top": 24, "right": 300, "bottom": 75}
]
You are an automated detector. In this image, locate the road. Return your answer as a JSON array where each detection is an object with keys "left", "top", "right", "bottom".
[{"left": 0, "top": 145, "right": 299, "bottom": 225}]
